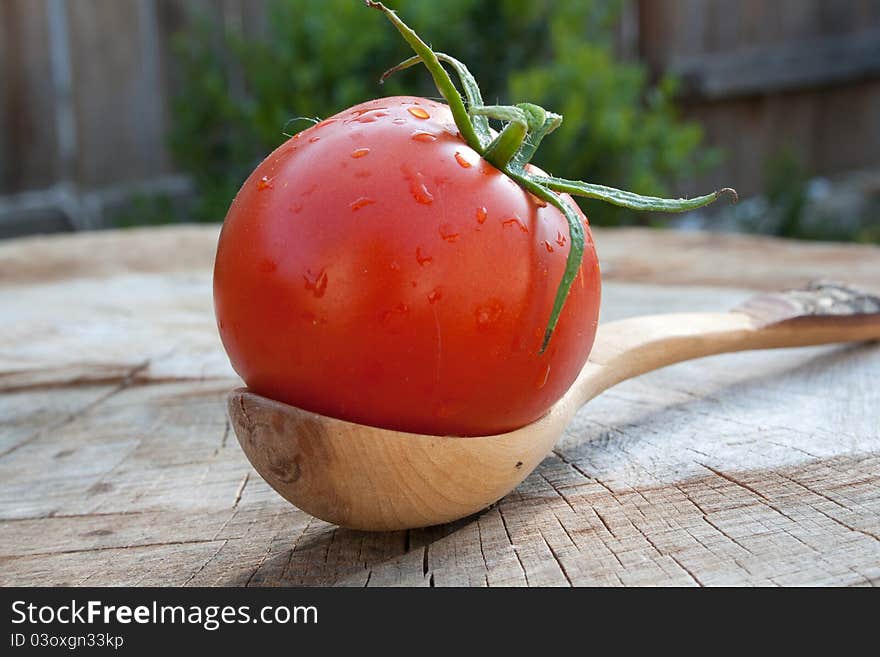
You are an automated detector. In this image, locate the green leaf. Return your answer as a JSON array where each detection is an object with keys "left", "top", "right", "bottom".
[
  {"left": 381, "top": 53, "right": 491, "bottom": 146},
  {"left": 507, "top": 172, "right": 585, "bottom": 353},
  {"left": 531, "top": 175, "right": 737, "bottom": 212}
]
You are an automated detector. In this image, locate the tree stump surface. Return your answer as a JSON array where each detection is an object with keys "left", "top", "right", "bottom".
[{"left": 1, "top": 225, "right": 878, "bottom": 587}]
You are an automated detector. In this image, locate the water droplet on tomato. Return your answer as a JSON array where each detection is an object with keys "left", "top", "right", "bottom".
[
  {"left": 257, "top": 176, "right": 273, "bottom": 191},
  {"left": 439, "top": 224, "right": 459, "bottom": 242},
  {"left": 258, "top": 258, "right": 277, "bottom": 274},
  {"left": 408, "top": 106, "right": 430, "bottom": 119},
  {"left": 502, "top": 216, "right": 529, "bottom": 233},
  {"left": 389, "top": 260, "right": 401, "bottom": 271},
  {"left": 476, "top": 206, "right": 488, "bottom": 224},
  {"left": 303, "top": 268, "right": 328, "bottom": 298},
  {"left": 427, "top": 288, "right": 442, "bottom": 304},
  {"left": 392, "top": 118, "right": 406, "bottom": 125},
  {"left": 542, "top": 240, "right": 554, "bottom": 252},
  {"left": 301, "top": 311, "right": 327, "bottom": 327},
  {"left": 415, "top": 247, "right": 433, "bottom": 266},
  {"left": 381, "top": 302, "right": 409, "bottom": 325},
  {"left": 411, "top": 131, "right": 437, "bottom": 143},
  {"left": 556, "top": 231, "right": 567, "bottom": 247},
  {"left": 475, "top": 299, "right": 504, "bottom": 329},
  {"left": 454, "top": 152, "right": 473, "bottom": 168},
  {"left": 349, "top": 196, "right": 375, "bottom": 211},
  {"left": 435, "top": 404, "right": 453, "bottom": 419},
  {"left": 352, "top": 109, "right": 389, "bottom": 124},
  {"left": 536, "top": 364, "right": 551, "bottom": 389},
  {"left": 412, "top": 183, "right": 433, "bottom": 204},
  {"left": 401, "top": 165, "right": 434, "bottom": 204},
  {"left": 351, "top": 147, "right": 370, "bottom": 158},
  {"left": 308, "top": 136, "right": 321, "bottom": 143}
]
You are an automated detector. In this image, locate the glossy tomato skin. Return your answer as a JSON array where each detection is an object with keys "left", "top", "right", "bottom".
[{"left": 214, "top": 96, "right": 600, "bottom": 436}]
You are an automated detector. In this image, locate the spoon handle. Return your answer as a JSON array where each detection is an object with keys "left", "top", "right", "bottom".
[{"left": 574, "top": 280, "right": 880, "bottom": 406}]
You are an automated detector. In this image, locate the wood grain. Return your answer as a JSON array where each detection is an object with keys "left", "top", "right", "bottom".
[
  {"left": 668, "top": 29, "right": 880, "bottom": 100},
  {"left": 1, "top": 225, "right": 878, "bottom": 585},
  {"left": 736, "top": 280, "right": 880, "bottom": 326}
]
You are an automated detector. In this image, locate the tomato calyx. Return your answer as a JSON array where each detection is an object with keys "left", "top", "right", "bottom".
[{"left": 367, "top": 0, "right": 737, "bottom": 352}]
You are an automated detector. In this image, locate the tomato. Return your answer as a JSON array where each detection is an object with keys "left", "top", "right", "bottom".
[{"left": 214, "top": 96, "right": 601, "bottom": 436}]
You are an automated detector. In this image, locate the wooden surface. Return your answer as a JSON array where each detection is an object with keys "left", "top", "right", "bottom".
[{"left": 1, "top": 225, "right": 879, "bottom": 586}]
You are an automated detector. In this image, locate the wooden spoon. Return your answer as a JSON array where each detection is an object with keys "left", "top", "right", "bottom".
[{"left": 228, "top": 281, "right": 880, "bottom": 531}]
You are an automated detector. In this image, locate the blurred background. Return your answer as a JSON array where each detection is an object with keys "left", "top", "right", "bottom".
[{"left": 1, "top": 0, "right": 879, "bottom": 241}]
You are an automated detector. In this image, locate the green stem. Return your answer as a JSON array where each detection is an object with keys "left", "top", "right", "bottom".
[
  {"left": 532, "top": 175, "right": 738, "bottom": 212},
  {"left": 381, "top": 53, "right": 491, "bottom": 146},
  {"left": 472, "top": 105, "right": 530, "bottom": 169},
  {"left": 506, "top": 172, "right": 585, "bottom": 353},
  {"left": 510, "top": 111, "right": 562, "bottom": 171},
  {"left": 364, "top": 2, "right": 482, "bottom": 152}
]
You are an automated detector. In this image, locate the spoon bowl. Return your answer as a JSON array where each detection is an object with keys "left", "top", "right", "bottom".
[{"left": 229, "top": 281, "right": 880, "bottom": 530}]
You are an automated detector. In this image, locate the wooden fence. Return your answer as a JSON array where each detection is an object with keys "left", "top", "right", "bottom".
[
  {"left": 639, "top": 0, "right": 880, "bottom": 196},
  {"left": 1, "top": 0, "right": 879, "bottom": 236}
]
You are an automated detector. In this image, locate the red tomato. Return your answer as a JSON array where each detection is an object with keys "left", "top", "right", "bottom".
[{"left": 214, "top": 96, "right": 601, "bottom": 436}]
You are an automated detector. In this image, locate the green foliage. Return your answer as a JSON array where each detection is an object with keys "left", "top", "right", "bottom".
[
  {"left": 760, "top": 149, "right": 812, "bottom": 239},
  {"left": 112, "top": 194, "right": 178, "bottom": 228},
  {"left": 169, "top": 0, "right": 716, "bottom": 225},
  {"left": 744, "top": 150, "right": 880, "bottom": 244}
]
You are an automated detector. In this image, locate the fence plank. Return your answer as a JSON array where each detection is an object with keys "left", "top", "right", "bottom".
[
  {"left": 0, "top": 0, "right": 58, "bottom": 194},
  {"left": 671, "top": 30, "right": 880, "bottom": 100},
  {"left": 640, "top": 0, "right": 880, "bottom": 197},
  {"left": 66, "top": 0, "right": 172, "bottom": 187}
]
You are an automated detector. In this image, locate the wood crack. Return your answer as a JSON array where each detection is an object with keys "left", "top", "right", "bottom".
[
  {"left": 668, "top": 553, "right": 704, "bottom": 587},
  {"left": 232, "top": 472, "right": 250, "bottom": 508},
  {"left": 593, "top": 508, "right": 616, "bottom": 539},
  {"left": 552, "top": 448, "right": 617, "bottom": 495},
  {"left": 775, "top": 472, "right": 851, "bottom": 511},
  {"left": 538, "top": 530, "right": 573, "bottom": 586},
  {"left": 699, "top": 462, "right": 796, "bottom": 522},
  {"left": 538, "top": 472, "right": 579, "bottom": 515},
  {"left": 182, "top": 539, "right": 229, "bottom": 586},
  {"left": 1, "top": 509, "right": 153, "bottom": 522},
  {"left": 701, "top": 515, "right": 754, "bottom": 556},
  {"left": 0, "top": 360, "right": 150, "bottom": 460},
  {"left": 9, "top": 537, "right": 224, "bottom": 559},
  {"left": 497, "top": 506, "right": 528, "bottom": 586}
]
